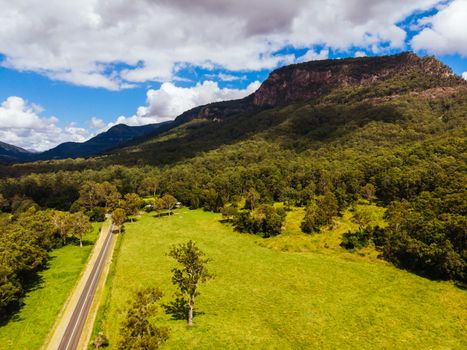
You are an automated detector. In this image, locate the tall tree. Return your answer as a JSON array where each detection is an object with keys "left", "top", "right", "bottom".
[
  {"left": 244, "top": 188, "right": 260, "bottom": 210},
  {"left": 119, "top": 287, "right": 169, "bottom": 350},
  {"left": 79, "top": 181, "right": 103, "bottom": 211},
  {"left": 70, "top": 212, "right": 93, "bottom": 247},
  {"left": 51, "top": 211, "right": 73, "bottom": 245},
  {"left": 101, "top": 182, "right": 121, "bottom": 212},
  {"left": 153, "top": 197, "right": 165, "bottom": 217},
  {"left": 162, "top": 194, "right": 177, "bottom": 216},
  {"left": 123, "top": 193, "right": 144, "bottom": 221},
  {"left": 141, "top": 177, "right": 160, "bottom": 198},
  {"left": 112, "top": 208, "right": 127, "bottom": 233},
  {"left": 168, "top": 241, "right": 212, "bottom": 326}
]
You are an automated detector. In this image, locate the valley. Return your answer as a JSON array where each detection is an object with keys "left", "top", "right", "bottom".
[{"left": 94, "top": 208, "right": 466, "bottom": 349}]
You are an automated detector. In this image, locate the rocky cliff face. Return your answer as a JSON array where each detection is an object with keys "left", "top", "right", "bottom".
[
  {"left": 252, "top": 52, "right": 457, "bottom": 106},
  {"left": 175, "top": 52, "right": 463, "bottom": 124}
]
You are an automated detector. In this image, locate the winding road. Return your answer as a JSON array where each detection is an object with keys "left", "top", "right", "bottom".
[{"left": 56, "top": 223, "right": 115, "bottom": 350}]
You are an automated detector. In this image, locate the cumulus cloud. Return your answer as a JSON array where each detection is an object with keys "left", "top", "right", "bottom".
[
  {"left": 0, "top": 96, "right": 90, "bottom": 151},
  {"left": 297, "top": 49, "right": 329, "bottom": 62},
  {"left": 114, "top": 80, "right": 261, "bottom": 126},
  {"left": 354, "top": 51, "right": 367, "bottom": 57},
  {"left": 463, "top": 72, "right": 467, "bottom": 80},
  {"left": 89, "top": 117, "right": 106, "bottom": 129},
  {"left": 411, "top": 0, "right": 467, "bottom": 56},
  {"left": 0, "top": 0, "right": 442, "bottom": 89}
]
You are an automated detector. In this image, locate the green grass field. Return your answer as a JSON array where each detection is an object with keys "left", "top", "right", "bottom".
[
  {"left": 0, "top": 223, "right": 101, "bottom": 350},
  {"left": 97, "top": 209, "right": 466, "bottom": 349}
]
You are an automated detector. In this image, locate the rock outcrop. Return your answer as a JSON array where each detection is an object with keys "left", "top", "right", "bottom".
[{"left": 174, "top": 52, "right": 463, "bottom": 124}]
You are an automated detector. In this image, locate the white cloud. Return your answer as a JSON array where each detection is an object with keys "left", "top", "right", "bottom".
[
  {"left": 297, "top": 49, "right": 329, "bottom": 62},
  {"left": 354, "top": 51, "right": 367, "bottom": 57},
  {"left": 115, "top": 80, "right": 261, "bottom": 126},
  {"left": 0, "top": 96, "right": 91, "bottom": 151},
  {"left": 89, "top": 117, "right": 105, "bottom": 129},
  {"left": 411, "top": 0, "right": 467, "bottom": 56},
  {"left": 462, "top": 72, "right": 467, "bottom": 80},
  {"left": 0, "top": 0, "right": 442, "bottom": 89},
  {"left": 218, "top": 73, "right": 247, "bottom": 82}
]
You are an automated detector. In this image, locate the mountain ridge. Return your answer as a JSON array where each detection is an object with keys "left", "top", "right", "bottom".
[
  {"left": 172, "top": 52, "right": 462, "bottom": 125},
  {"left": 2, "top": 52, "right": 464, "bottom": 165},
  {"left": 0, "top": 121, "right": 174, "bottom": 163}
]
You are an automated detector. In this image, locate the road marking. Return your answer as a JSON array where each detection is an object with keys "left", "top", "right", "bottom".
[{"left": 58, "top": 224, "right": 114, "bottom": 350}]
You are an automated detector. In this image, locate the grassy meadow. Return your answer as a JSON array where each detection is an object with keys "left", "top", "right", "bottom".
[
  {"left": 0, "top": 223, "right": 101, "bottom": 350},
  {"left": 96, "top": 208, "right": 466, "bottom": 349}
]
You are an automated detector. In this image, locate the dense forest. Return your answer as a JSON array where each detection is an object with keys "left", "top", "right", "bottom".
[{"left": 0, "top": 54, "right": 465, "bottom": 305}]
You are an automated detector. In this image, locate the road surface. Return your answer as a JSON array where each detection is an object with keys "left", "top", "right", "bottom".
[{"left": 57, "top": 223, "right": 114, "bottom": 350}]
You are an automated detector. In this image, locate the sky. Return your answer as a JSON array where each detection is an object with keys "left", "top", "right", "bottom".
[{"left": 0, "top": 0, "right": 466, "bottom": 151}]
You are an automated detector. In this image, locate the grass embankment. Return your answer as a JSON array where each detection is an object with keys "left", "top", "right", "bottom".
[
  {"left": 0, "top": 223, "right": 101, "bottom": 350},
  {"left": 98, "top": 209, "right": 466, "bottom": 349}
]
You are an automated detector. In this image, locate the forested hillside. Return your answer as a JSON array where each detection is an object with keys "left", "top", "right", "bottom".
[{"left": 1, "top": 53, "right": 466, "bottom": 283}]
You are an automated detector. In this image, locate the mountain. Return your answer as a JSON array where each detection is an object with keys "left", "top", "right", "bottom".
[
  {"left": 35, "top": 121, "right": 174, "bottom": 160},
  {"left": 2, "top": 52, "right": 465, "bottom": 172},
  {"left": 0, "top": 141, "right": 34, "bottom": 163},
  {"left": 173, "top": 52, "right": 459, "bottom": 125},
  {"left": 105, "top": 52, "right": 465, "bottom": 166},
  {"left": 3, "top": 52, "right": 461, "bottom": 165},
  {"left": 0, "top": 121, "right": 174, "bottom": 163}
]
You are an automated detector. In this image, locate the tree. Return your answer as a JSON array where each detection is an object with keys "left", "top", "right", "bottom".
[
  {"left": 101, "top": 182, "right": 121, "bottom": 212},
  {"left": 361, "top": 183, "right": 376, "bottom": 202},
  {"left": 0, "top": 193, "right": 8, "bottom": 211},
  {"left": 244, "top": 188, "right": 260, "bottom": 210},
  {"left": 221, "top": 205, "right": 238, "bottom": 222},
  {"left": 70, "top": 212, "right": 92, "bottom": 247},
  {"left": 153, "top": 197, "right": 165, "bottom": 217},
  {"left": 352, "top": 207, "right": 373, "bottom": 233},
  {"left": 119, "top": 287, "right": 169, "bottom": 350},
  {"left": 112, "top": 208, "right": 127, "bottom": 233},
  {"left": 301, "top": 192, "right": 339, "bottom": 233},
  {"left": 92, "top": 332, "right": 109, "bottom": 349},
  {"left": 141, "top": 177, "right": 160, "bottom": 197},
  {"left": 162, "top": 194, "right": 177, "bottom": 215},
  {"left": 168, "top": 241, "right": 212, "bottom": 326},
  {"left": 123, "top": 193, "right": 144, "bottom": 221},
  {"left": 79, "top": 181, "right": 104, "bottom": 211},
  {"left": 52, "top": 211, "right": 73, "bottom": 245}
]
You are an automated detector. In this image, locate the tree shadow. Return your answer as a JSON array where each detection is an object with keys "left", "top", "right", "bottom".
[
  {"left": 0, "top": 260, "right": 47, "bottom": 326},
  {"left": 152, "top": 212, "right": 174, "bottom": 218},
  {"left": 67, "top": 236, "right": 94, "bottom": 247},
  {"left": 162, "top": 295, "right": 204, "bottom": 321}
]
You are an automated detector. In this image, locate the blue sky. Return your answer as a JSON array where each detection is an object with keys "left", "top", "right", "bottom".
[{"left": 0, "top": 0, "right": 466, "bottom": 151}]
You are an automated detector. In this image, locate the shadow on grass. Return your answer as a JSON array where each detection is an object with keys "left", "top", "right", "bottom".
[
  {"left": 66, "top": 236, "right": 94, "bottom": 247},
  {"left": 0, "top": 259, "right": 48, "bottom": 326},
  {"left": 152, "top": 212, "right": 175, "bottom": 218},
  {"left": 162, "top": 294, "right": 204, "bottom": 321}
]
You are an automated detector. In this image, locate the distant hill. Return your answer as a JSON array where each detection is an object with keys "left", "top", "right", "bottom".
[
  {"left": 0, "top": 121, "right": 174, "bottom": 163},
  {"left": 0, "top": 141, "right": 34, "bottom": 163},
  {"left": 36, "top": 121, "right": 173, "bottom": 160}
]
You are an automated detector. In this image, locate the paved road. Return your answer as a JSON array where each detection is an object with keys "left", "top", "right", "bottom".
[{"left": 57, "top": 223, "right": 114, "bottom": 350}]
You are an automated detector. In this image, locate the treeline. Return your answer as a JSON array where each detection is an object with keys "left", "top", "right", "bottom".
[
  {"left": 0, "top": 208, "right": 93, "bottom": 318},
  {"left": 341, "top": 190, "right": 466, "bottom": 282}
]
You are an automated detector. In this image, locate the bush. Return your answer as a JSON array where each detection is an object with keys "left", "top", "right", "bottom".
[
  {"left": 340, "top": 229, "right": 373, "bottom": 250},
  {"left": 232, "top": 205, "right": 286, "bottom": 237}
]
